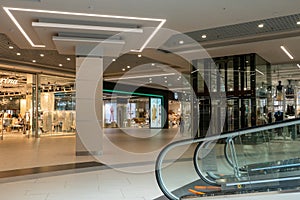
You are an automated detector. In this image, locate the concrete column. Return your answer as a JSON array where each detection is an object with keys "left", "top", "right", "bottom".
[{"left": 75, "top": 55, "right": 103, "bottom": 156}]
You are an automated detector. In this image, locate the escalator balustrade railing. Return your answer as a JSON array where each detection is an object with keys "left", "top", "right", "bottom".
[{"left": 156, "top": 118, "right": 300, "bottom": 200}]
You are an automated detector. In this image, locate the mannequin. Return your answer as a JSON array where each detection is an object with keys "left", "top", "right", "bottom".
[
  {"left": 276, "top": 81, "right": 283, "bottom": 101},
  {"left": 286, "top": 80, "right": 294, "bottom": 98}
]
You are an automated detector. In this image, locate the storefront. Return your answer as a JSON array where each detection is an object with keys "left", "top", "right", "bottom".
[
  {"left": 168, "top": 100, "right": 191, "bottom": 130},
  {"left": 103, "top": 96, "right": 150, "bottom": 128},
  {"left": 0, "top": 70, "right": 75, "bottom": 139},
  {"left": 103, "top": 89, "right": 165, "bottom": 129}
]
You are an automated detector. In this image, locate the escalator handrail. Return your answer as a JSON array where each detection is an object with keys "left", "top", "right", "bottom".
[
  {"left": 155, "top": 118, "right": 300, "bottom": 200},
  {"left": 155, "top": 137, "right": 198, "bottom": 200}
]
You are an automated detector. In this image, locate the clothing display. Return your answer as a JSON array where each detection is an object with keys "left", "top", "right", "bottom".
[
  {"left": 274, "top": 111, "right": 283, "bottom": 122},
  {"left": 286, "top": 80, "right": 294, "bottom": 99},
  {"left": 286, "top": 105, "right": 295, "bottom": 116}
]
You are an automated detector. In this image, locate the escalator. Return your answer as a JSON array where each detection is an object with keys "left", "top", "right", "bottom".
[{"left": 155, "top": 118, "right": 300, "bottom": 200}]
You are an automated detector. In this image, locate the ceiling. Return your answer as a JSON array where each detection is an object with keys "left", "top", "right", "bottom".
[{"left": 0, "top": 0, "right": 299, "bottom": 89}]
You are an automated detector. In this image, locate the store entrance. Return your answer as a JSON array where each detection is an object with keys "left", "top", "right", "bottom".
[
  {"left": 0, "top": 70, "right": 33, "bottom": 139},
  {"left": 38, "top": 74, "right": 76, "bottom": 136},
  {"left": 0, "top": 71, "right": 76, "bottom": 139}
]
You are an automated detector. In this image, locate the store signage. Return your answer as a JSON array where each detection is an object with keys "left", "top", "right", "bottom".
[{"left": 0, "top": 78, "right": 18, "bottom": 85}]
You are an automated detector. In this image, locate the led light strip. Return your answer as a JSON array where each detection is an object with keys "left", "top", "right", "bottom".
[
  {"left": 3, "top": 7, "right": 45, "bottom": 48},
  {"left": 280, "top": 46, "right": 294, "bottom": 60},
  {"left": 3, "top": 7, "right": 166, "bottom": 51}
]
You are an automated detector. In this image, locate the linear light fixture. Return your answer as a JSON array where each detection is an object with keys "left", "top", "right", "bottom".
[
  {"left": 32, "top": 22, "right": 143, "bottom": 33},
  {"left": 3, "top": 7, "right": 166, "bottom": 51},
  {"left": 255, "top": 69, "right": 265, "bottom": 76},
  {"left": 191, "top": 69, "right": 199, "bottom": 74},
  {"left": 297, "top": 64, "right": 300, "bottom": 69},
  {"left": 104, "top": 73, "right": 176, "bottom": 81},
  {"left": 280, "top": 46, "right": 294, "bottom": 60}
]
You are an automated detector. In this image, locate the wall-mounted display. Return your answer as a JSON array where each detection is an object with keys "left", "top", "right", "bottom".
[
  {"left": 104, "top": 102, "right": 117, "bottom": 123},
  {"left": 150, "top": 97, "right": 162, "bottom": 128}
]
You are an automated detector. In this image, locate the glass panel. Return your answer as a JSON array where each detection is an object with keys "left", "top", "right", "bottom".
[
  {"left": 32, "top": 74, "right": 39, "bottom": 137},
  {"left": 39, "top": 74, "right": 75, "bottom": 136},
  {"left": 156, "top": 119, "right": 300, "bottom": 200},
  {"left": 227, "top": 60, "right": 234, "bottom": 92},
  {"left": 197, "top": 60, "right": 205, "bottom": 93}
]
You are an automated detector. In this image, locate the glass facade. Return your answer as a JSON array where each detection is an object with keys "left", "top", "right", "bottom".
[
  {"left": 0, "top": 71, "right": 76, "bottom": 140},
  {"left": 193, "top": 53, "right": 271, "bottom": 136}
]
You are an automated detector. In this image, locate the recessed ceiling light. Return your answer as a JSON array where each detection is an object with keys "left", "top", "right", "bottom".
[
  {"left": 16, "top": 52, "right": 21, "bottom": 56},
  {"left": 149, "top": 78, "right": 152, "bottom": 80},
  {"left": 32, "top": 60, "right": 36, "bottom": 63},
  {"left": 40, "top": 53, "right": 44, "bottom": 57},
  {"left": 138, "top": 54, "right": 142, "bottom": 58},
  {"left": 201, "top": 34, "right": 207, "bottom": 39},
  {"left": 151, "top": 63, "right": 155, "bottom": 66},
  {"left": 297, "top": 64, "right": 300, "bottom": 69},
  {"left": 179, "top": 40, "right": 184, "bottom": 44},
  {"left": 59, "top": 64, "right": 63, "bottom": 67},
  {"left": 112, "top": 58, "right": 116, "bottom": 62},
  {"left": 122, "top": 68, "right": 125, "bottom": 71},
  {"left": 280, "top": 46, "right": 294, "bottom": 60},
  {"left": 297, "top": 21, "right": 300, "bottom": 25},
  {"left": 127, "top": 65, "right": 130, "bottom": 69},
  {"left": 164, "top": 76, "right": 167, "bottom": 79},
  {"left": 149, "top": 80, "right": 152, "bottom": 83},
  {"left": 67, "top": 57, "right": 71, "bottom": 61},
  {"left": 258, "top": 23, "right": 264, "bottom": 28},
  {"left": 9, "top": 46, "right": 14, "bottom": 49},
  {"left": 165, "top": 80, "right": 167, "bottom": 83}
]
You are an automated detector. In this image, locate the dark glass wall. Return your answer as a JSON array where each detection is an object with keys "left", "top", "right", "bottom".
[{"left": 193, "top": 53, "right": 271, "bottom": 136}]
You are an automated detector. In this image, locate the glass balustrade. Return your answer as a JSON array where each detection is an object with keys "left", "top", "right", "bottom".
[{"left": 156, "top": 119, "right": 300, "bottom": 200}]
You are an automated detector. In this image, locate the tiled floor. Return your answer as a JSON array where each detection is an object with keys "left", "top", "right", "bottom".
[
  {"left": 0, "top": 128, "right": 188, "bottom": 200},
  {"left": 0, "top": 167, "right": 163, "bottom": 200},
  {"left": 2, "top": 128, "right": 299, "bottom": 200}
]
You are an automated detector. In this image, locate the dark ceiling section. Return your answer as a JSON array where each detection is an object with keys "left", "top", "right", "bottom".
[
  {"left": 163, "top": 13, "right": 300, "bottom": 47},
  {"left": 188, "top": 13, "right": 300, "bottom": 42},
  {"left": 0, "top": 33, "right": 75, "bottom": 70}
]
